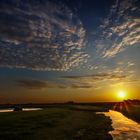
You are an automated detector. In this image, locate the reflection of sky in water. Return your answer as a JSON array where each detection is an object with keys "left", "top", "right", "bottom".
[
  {"left": 22, "top": 108, "right": 42, "bottom": 111},
  {"left": 0, "top": 108, "right": 42, "bottom": 112},
  {"left": 0, "top": 109, "right": 13, "bottom": 112},
  {"left": 104, "top": 110, "right": 140, "bottom": 140}
]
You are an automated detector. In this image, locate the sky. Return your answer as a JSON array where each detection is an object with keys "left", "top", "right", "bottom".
[{"left": 0, "top": 0, "right": 140, "bottom": 103}]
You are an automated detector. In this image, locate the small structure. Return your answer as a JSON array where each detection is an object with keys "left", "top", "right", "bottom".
[{"left": 13, "top": 106, "right": 22, "bottom": 111}]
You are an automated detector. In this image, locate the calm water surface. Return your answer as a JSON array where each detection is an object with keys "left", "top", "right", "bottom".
[
  {"left": 103, "top": 110, "right": 140, "bottom": 140},
  {"left": 0, "top": 108, "right": 42, "bottom": 112}
]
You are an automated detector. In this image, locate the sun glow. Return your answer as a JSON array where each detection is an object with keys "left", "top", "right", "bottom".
[{"left": 117, "top": 90, "right": 126, "bottom": 99}]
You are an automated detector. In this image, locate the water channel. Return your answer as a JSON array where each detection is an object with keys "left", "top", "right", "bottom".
[{"left": 104, "top": 110, "right": 140, "bottom": 140}]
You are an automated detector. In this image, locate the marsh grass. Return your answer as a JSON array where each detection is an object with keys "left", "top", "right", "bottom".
[{"left": 0, "top": 106, "right": 113, "bottom": 140}]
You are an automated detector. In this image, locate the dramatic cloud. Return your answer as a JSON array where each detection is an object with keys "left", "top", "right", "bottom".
[
  {"left": 0, "top": 0, "right": 89, "bottom": 71},
  {"left": 95, "top": 0, "right": 140, "bottom": 57}
]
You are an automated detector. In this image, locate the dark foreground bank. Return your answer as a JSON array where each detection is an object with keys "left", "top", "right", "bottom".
[
  {"left": 0, "top": 106, "right": 113, "bottom": 140},
  {"left": 113, "top": 100, "right": 140, "bottom": 123},
  {"left": 120, "top": 104, "right": 140, "bottom": 123}
]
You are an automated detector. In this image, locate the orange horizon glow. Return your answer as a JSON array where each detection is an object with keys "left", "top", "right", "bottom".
[{"left": 0, "top": 86, "right": 139, "bottom": 104}]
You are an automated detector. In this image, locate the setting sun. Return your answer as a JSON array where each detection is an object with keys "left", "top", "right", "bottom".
[{"left": 117, "top": 91, "right": 126, "bottom": 99}]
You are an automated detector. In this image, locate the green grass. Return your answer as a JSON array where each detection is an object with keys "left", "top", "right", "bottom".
[{"left": 0, "top": 106, "right": 113, "bottom": 140}]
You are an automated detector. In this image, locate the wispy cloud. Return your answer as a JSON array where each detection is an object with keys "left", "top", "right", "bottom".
[
  {"left": 61, "top": 73, "right": 127, "bottom": 89},
  {"left": 17, "top": 80, "right": 47, "bottom": 89},
  {"left": 15, "top": 72, "right": 130, "bottom": 90},
  {"left": 16, "top": 79, "right": 67, "bottom": 89},
  {"left": 95, "top": 0, "right": 140, "bottom": 58},
  {"left": 62, "top": 73, "right": 126, "bottom": 81},
  {"left": 16, "top": 79, "right": 92, "bottom": 89},
  {"left": 0, "top": 0, "right": 89, "bottom": 71}
]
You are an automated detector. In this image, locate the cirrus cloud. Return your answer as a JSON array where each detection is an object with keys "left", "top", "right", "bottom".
[{"left": 95, "top": 0, "right": 140, "bottom": 58}]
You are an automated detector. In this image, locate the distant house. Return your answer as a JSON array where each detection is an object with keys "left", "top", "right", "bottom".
[
  {"left": 13, "top": 106, "right": 22, "bottom": 111},
  {"left": 66, "top": 101, "right": 75, "bottom": 104}
]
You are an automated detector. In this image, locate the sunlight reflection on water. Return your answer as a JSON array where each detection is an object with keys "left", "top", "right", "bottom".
[{"left": 102, "top": 110, "right": 140, "bottom": 140}]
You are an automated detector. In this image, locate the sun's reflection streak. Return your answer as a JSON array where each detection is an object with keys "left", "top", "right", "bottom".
[
  {"left": 104, "top": 110, "right": 140, "bottom": 140},
  {"left": 124, "top": 101, "right": 129, "bottom": 112},
  {"left": 113, "top": 102, "right": 119, "bottom": 110},
  {"left": 120, "top": 102, "right": 123, "bottom": 111}
]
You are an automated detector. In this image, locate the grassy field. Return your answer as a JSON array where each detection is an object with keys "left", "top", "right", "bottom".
[{"left": 0, "top": 105, "right": 113, "bottom": 140}]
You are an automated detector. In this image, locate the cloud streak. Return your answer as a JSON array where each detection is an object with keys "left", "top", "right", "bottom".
[
  {"left": 16, "top": 79, "right": 67, "bottom": 89},
  {"left": 16, "top": 72, "right": 127, "bottom": 90},
  {"left": 62, "top": 73, "right": 126, "bottom": 81},
  {"left": 61, "top": 73, "right": 127, "bottom": 89},
  {"left": 16, "top": 79, "right": 92, "bottom": 89}
]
